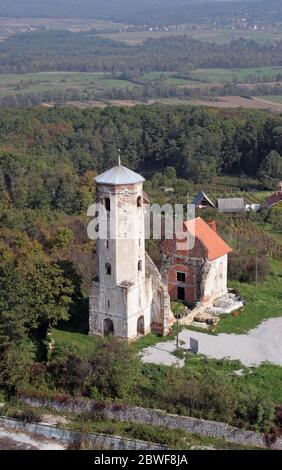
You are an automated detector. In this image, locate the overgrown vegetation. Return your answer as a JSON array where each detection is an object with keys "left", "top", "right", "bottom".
[{"left": 6, "top": 338, "right": 275, "bottom": 434}]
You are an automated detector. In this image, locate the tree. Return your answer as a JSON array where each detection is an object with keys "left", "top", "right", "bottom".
[
  {"left": 16, "top": 244, "right": 75, "bottom": 332},
  {"left": 258, "top": 150, "right": 282, "bottom": 187},
  {"left": 52, "top": 227, "right": 74, "bottom": 250}
]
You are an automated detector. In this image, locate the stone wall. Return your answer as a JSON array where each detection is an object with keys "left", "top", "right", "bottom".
[
  {"left": 0, "top": 416, "right": 165, "bottom": 450},
  {"left": 145, "top": 253, "right": 173, "bottom": 334},
  {"left": 19, "top": 394, "right": 282, "bottom": 450}
]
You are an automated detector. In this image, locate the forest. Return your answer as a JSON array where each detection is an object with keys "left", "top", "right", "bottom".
[
  {"left": 0, "top": 106, "right": 281, "bottom": 204},
  {"left": 1, "top": 32, "right": 282, "bottom": 75}
]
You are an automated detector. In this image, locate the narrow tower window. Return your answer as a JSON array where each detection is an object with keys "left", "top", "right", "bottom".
[
  {"left": 105, "top": 263, "right": 111, "bottom": 275},
  {"left": 137, "top": 196, "right": 142, "bottom": 207},
  {"left": 138, "top": 260, "right": 142, "bottom": 272},
  {"left": 105, "top": 197, "right": 111, "bottom": 212}
]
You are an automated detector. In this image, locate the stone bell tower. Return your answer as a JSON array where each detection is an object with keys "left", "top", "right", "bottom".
[{"left": 89, "top": 157, "right": 152, "bottom": 340}]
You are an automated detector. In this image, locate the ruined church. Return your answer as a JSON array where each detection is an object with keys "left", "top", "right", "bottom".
[
  {"left": 89, "top": 161, "right": 174, "bottom": 341},
  {"left": 89, "top": 162, "right": 233, "bottom": 340}
]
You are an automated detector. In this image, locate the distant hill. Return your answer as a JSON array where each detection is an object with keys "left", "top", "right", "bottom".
[{"left": 0, "top": 0, "right": 280, "bottom": 27}]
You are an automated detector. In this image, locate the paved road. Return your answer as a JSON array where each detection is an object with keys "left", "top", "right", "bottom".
[{"left": 141, "top": 317, "right": 282, "bottom": 368}]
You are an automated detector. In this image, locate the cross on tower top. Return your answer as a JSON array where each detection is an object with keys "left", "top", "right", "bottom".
[{"left": 117, "top": 148, "right": 121, "bottom": 166}]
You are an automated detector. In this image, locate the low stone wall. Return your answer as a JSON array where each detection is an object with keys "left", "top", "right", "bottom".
[
  {"left": 19, "top": 394, "right": 282, "bottom": 450},
  {"left": 0, "top": 416, "right": 165, "bottom": 450}
]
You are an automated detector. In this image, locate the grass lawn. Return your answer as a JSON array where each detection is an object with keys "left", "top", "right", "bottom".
[
  {"left": 52, "top": 328, "right": 99, "bottom": 356},
  {"left": 52, "top": 299, "right": 100, "bottom": 356},
  {"left": 182, "top": 354, "right": 282, "bottom": 403},
  {"left": 214, "top": 261, "right": 282, "bottom": 335}
]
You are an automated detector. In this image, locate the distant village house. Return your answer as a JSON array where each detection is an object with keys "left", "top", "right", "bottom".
[
  {"left": 192, "top": 191, "right": 215, "bottom": 210},
  {"left": 217, "top": 198, "right": 245, "bottom": 214},
  {"left": 264, "top": 181, "right": 282, "bottom": 209}
]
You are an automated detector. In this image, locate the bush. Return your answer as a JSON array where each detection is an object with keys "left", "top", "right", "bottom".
[
  {"left": 48, "top": 338, "right": 141, "bottom": 401},
  {"left": 6, "top": 406, "right": 42, "bottom": 423},
  {"left": 228, "top": 252, "right": 270, "bottom": 283}
]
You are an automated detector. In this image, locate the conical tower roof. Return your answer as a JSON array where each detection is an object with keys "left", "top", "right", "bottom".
[{"left": 95, "top": 164, "right": 145, "bottom": 186}]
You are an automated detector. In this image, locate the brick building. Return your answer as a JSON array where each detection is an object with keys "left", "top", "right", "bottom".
[{"left": 161, "top": 217, "right": 232, "bottom": 306}]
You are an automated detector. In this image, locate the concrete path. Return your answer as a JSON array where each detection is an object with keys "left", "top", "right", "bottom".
[
  {"left": 141, "top": 317, "right": 282, "bottom": 368},
  {"left": 0, "top": 428, "right": 65, "bottom": 450}
]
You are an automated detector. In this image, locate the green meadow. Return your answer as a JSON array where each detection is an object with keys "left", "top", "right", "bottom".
[
  {"left": 191, "top": 67, "right": 282, "bottom": 83},
  {"left": 258, "top": 95, "right": 282, "bottom": 104},
  {"left": 0, "top": 71, "right": 137, "bottom": 97}
]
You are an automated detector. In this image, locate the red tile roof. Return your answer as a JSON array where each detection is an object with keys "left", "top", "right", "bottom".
[
  {"left": 264, "top": 192, "right": 282, "bottom": 208},
  {"left": 183, "top": 217, "right": 232, "bottom": 261}
]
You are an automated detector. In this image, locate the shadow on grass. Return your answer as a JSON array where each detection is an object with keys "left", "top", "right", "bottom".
[{"left": 56, "top": 298, "right": 89, "bottom": 335}]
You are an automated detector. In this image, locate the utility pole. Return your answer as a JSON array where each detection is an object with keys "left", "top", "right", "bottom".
[
  {"left": 176, "top": 314, "right": 179, "bottom": 351},
  {"left": 255, "top": 250, "right": 258, "bottom": 298}
]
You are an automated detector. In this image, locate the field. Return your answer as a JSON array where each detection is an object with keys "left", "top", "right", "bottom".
[
  {"left": 0, "top": 71, "right": 209, "bottom": 99},
  {"left": 1, "top": 67, "right": 282, "bottom": 111},
  {"left": 0, "top": 71, "right": 138, "bottom": 97},
  {"left": 0, "top": 16, "right": 281, "bottom": 46},
  {"left": 258, "top": 95, "right": 282, "bottom": 104},
  {"left": 100, "top": 28, "right": 282, "bottom": 45},
  {"left": 0, "top": 17, "right": 127, "bottom": 42},
  {"left": 181, "top": 96, "right": 282, "bottom": 111},
  {"left": 191, "top": 67, "right": 282, "bottom": 83}
]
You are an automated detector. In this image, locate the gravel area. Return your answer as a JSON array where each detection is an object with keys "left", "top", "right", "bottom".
[{"left": 141, "top": 317, "right": 282, "bottom": 368}]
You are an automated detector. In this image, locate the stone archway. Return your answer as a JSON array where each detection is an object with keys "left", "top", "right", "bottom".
[
  {"left": 104, "top": 318, "right": 114, "bottom": 336},
  {"left": 137, "top": 315, "right": 145, "bottom": 335}
]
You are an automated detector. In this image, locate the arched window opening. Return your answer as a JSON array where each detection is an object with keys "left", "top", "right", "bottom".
[
  {"left": 137, "top": 316, "right": 145, "bottom": 335},
  {"left": 137, "top": 196, "right": 142, "bottom": 208},
  {"left": 105, "top": 197, "right": 111, "bottom": 212},
  {"left": 106, "top": 240, "right": 109, "bottom": 249},
  {"left": 138, "top": 260, "right": 142, "bottom": 272},
  {"left": 104, "top": 318, "right": 114, "bottom": 336},
  {"left": 107, "top": 300, "right": 110, "bottom": 309},
  {"left": 105, "top": 263, "right": 111, "bottom": 275}
]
